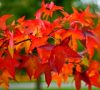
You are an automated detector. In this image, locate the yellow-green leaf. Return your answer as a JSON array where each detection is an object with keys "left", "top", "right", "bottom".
[{"left": 8, "top": 45, "right": 14, "bottom": 58}]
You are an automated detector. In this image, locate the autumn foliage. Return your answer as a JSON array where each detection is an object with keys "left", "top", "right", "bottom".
[{"left": 0, "top": 0, "right": 100, "bottom": 90}]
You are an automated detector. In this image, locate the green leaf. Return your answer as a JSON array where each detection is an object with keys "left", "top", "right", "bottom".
[
  {"left": 77, "top": 40, "right": 85, "bottom": 52},
  {"left": 81, "top": 57, "right": 89, "bottom": 66},
  {"left": 47, "top": 37, "right": 55, "bottom": 44}
]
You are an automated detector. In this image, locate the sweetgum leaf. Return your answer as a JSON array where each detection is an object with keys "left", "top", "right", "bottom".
[
  {"left": 19, "top": 55, "right": 39, "bottom": 79},
  {"left": 74, "top": 71, "right": 81, "bottom": 90},
  {"left": 34, "top": 63, "right": 52, "bottom": 86},
  {"left": 0, "top": 14, "right": 12, "bottom": 30},
  {"left": 49, "top": 45, "right": 81, "bottom": 73}
]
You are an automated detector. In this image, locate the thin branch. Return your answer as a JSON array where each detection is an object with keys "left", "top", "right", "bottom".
[
  {"left": 0, "top": 40, "right": 8, "bottom": 49},
  {"left": 0, "top": 38, "right": 31, "bottom": 49},
  {"left": 15, "top": 39, "right": 31, "bottom": 45}
]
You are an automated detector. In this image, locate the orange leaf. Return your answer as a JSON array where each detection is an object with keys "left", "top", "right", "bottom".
[
  {"left": 86, "top": 36, "right": 99, "bottom": 59},
  {"left": 0, "top": 70, "right": 13, "bottom": 90},
  {"left": 35, "top": 0, "right": 63, "bottom": 19},
  {"left": 19, "top": 56, "right": 39, "bottom": 79},
  {"left": 8, "top": 31, "right": 14, "bottom": 58}
]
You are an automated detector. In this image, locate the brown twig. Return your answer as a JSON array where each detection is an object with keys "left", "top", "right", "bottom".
[
  {"left": 15, "top": 39, "right": 31, "bottom": 45},
  {"left": 0, "top": 38, "right": 31, "bottom": 49},
  {"left": 0, "top": 40, "right": 8, "bottom": 49}
]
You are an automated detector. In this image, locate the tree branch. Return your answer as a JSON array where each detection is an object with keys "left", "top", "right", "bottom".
[{"left": 15, "top": 39, "right": 31, "bottom": 45}]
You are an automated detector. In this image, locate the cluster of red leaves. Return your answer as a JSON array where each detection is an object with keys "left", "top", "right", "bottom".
[{"left": 0, "top": 0, "right": 100, "bottom": 90}]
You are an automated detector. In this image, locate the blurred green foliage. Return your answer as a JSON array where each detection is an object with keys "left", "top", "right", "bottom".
[
  {"left": 0, "top": 0, "right": 99, "bottom": 19},
  {"left": 0, "top": 0, "right": 41, "bottom": 19}
]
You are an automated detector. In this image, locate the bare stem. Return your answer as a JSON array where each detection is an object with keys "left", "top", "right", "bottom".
[{"left": 15, "top": 39, "right": 31, "bottom": 45}]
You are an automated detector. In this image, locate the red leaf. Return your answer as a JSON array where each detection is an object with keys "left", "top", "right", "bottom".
[
  {"left": 49, "top": 45, "right": 81, "bottom": 73},
  {"left": 74, "top": 71, "right": 81, "bottom": 90},
  {"left": 69, "top": 6, "right": 95, "bottom": 27},
  {"left": 34, "top": 63, "right": 52, "bottom": 86},
  {"left": 17, "top": 16, "right": 25, "bottom": 24},
  {"left": 19, "top": 55, "right": 39, "bottom": 79},
  {"left": 29, "top": 35, "right": 48, "bottom": 52},
  {"left": 69, "top": 27, "right": 85, "bottom": 50},
  {"left": 86, "top": 36, "right": 99, "bottom": 59},
  {"left": 0, "top": 55, "right": 19, "bottom": 77},
  {"left": 63, "top": 46, "right": 81, "bottom": 58},
  {"left": 87, "top": 61, "right": 100, "bottom": 88},
  {"left": 0, "top": 14, "right": 12, "bottom": 30},
  {"left": 35, "top": 0, "right": 63, "bottom": 19},
  {"left": 89, "top": 74, "right": 100, "bottom": 88},
  {"left": 52, "top": 64, "right": 73, "bottom": 87},
  {"left": 60, "top": 36, "right": 71, "bottom": 46},
  {"left": 45, "top": 71, "right": 52, "bottom": 87},
  {"left": 81, "top": 72, "right": 91, "bottom": 90},
  {"left": 49, "top": 46, "right": 66, "bottom": 73},
  {"left": 37, "top": 44, "right": 54, "bottom": 63},
  {"left": 41, "top": 21, "right": 53, "bottom": 36}
]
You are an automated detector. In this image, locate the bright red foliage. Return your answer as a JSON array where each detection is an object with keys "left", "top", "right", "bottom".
[{"left": 0, "top": 0, "right": 100, "bottom": 90}]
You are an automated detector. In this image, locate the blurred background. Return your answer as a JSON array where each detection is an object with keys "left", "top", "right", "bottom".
[
  {"left": 0, "top": 0, "right": 100, "bottom": 90},
  {"left": 0, "top": 0, "right": 100, "bottom": 19}
]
